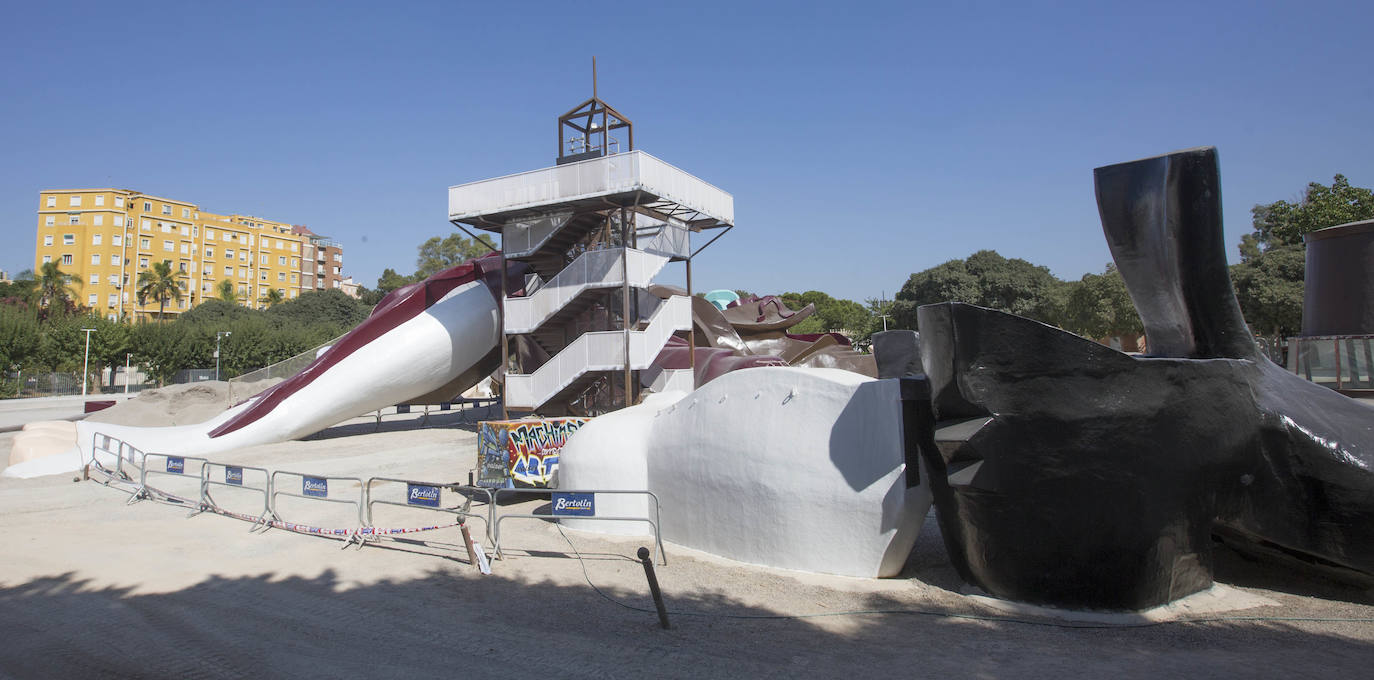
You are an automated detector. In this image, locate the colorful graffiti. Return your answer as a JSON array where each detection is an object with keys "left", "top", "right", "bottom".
[{"left": 476, "top": 418, "right": 588, "bottom": 488}]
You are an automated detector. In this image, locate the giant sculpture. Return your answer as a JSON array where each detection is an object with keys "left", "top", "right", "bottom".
[{"left": 907, "top": 147, "right": 1374, "bottom": 609}]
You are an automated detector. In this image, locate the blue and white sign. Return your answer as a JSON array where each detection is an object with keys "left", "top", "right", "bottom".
[
  {"left": 165, "top": 457, "right": 184, "bottom": 474},
  {"left": 225, "top": 466, "right": 243, "bottom": 486},
  {"left": 551, "top": 492, "right": 595, "bottom": 517},
  {"left": 407, "top": 483, "right": 441, "bottom": 508},
  {"left": 302, "top": 476, "right": 328, "bottom": 498}
]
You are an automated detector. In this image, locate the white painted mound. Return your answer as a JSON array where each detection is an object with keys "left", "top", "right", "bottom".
[{"left": 558, "top": 367, "right": 932, "bottom": 578}]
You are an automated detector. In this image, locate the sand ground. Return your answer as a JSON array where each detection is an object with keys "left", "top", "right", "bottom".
[{"left": 2, "top": 408, "right": 1373, "bottom": 678}]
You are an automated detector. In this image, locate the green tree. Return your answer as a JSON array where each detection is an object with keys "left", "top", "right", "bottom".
[
  {"left": 778, "top": 291, "right": 873, "bottom": 339},
  {"left": 136, "top": 260, "right": 183, "bottom": 323},
  {"left": 260, "top": 287, "right": 285, "bottom": 308},
  {"left": 1233, "top": 174, "right": 1374, "bottom": 340},
  {"left": 375, "top": 267, "right": 417, "bottom": 294},
  {"left": 414, "top": 233, "right": 494, "bottom": 279},
  {"left": 0, "top": 306, "right": 40, "bottom": 396},
  {"left": 266, "top": 289, "right": 372, "bottom": 331},
  {"left": 1061, "top": 265, "right": 1143, "bottom": 340},
  {"left": 32, "top": 261, "right": 79, "bottom": 316},
  {"left": 891, "top": 250, "right": 1061, "bottom": 328},
  {"left": 215, "top": 278, "right": 237, "bottom": 303}
]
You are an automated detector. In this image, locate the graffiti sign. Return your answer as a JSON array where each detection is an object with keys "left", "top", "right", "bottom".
[{"left": 476, "top": 418, "right": 588, "bottom": 488}]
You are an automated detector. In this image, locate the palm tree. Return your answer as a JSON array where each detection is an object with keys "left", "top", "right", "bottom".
[
  {"left": 136, "top": 261, "right": 182, "bottom": 323},
  {"left": 259, "top": 287, "right": 285, "bottom": 307},
  {"left": 215, "top": 279, "right": 237, "bottom": 304},
  {"left": 33, "top": 261, "right": 78, "bottom": 312}
]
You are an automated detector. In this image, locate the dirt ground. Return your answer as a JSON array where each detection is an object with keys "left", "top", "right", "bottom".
[{"left": 2, "top": 411, "right": 1373, "bottom": 678}]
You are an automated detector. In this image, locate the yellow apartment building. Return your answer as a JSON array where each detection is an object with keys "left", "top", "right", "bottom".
[{"left": 33, "top": 189, "right": 347, "bottom": 322}]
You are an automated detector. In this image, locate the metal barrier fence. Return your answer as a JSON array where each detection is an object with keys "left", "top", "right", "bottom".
[
  {"left": 269, "top": 470, "right": 366, "bottom": 529},
  {"left": 364, "top": 476, "right": 494, "bottom": 542},
  {"left": 492, "top": 488, "right": 666, "bottom": 565},
  {"left": 136, "top": 454, "right": 209, "bottom": 510},
  {"left": 202, "top": 461, "right": 272, "bottom": 530},
  {"left": 86, "top": 430, "right": 661, "bottom": 570}
]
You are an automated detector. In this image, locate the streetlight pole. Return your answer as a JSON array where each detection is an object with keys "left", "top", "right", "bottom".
[
  {"left": 80, "top": 328, "right": 96, "bottom": 396},
  {"left": 125, "top": 352, "right": 132, "bottom": 395},
  {"left": 215, "top": 331, "right": 231, "bottom": 381}
]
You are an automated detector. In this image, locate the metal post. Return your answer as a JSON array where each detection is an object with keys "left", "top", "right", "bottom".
[
  {"left": 215, "top": 331, "right": 231, "bottom": 381},
  {"left": 80, "top": 328, "right": 95, "bottom": 396},
  {"left": 500, "top": 249, "right": 509, "bottom": 420},
  {"left": 124, "top": 353, "right": 131, "bottom": 394},
  {"left": 638, "top": 546, "right": 671, "bottom": 629},
  {"left": 686, "top": 258, "right": 695, "bottom": 385},
  {"left": 621, "top": 209, "right": 632, "bottom": 409}
]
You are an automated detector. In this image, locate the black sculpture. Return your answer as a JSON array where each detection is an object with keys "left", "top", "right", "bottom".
[{"left": 890, "top": 147, "right": 1374, "bottom": 610}]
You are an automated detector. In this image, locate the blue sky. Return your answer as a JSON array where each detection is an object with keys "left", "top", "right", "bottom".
[{"left": 3, "top": 0, "right": 1371, "bottom": 303}]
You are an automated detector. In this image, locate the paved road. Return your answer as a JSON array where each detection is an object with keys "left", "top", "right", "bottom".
[{"left": 0, "top": 394, "right": 134, "bottom": 431}]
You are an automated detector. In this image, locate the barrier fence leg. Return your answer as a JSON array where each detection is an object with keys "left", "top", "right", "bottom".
[
  {"left": 638, "top": 546, "right": 671, "bottom": 629},
  {"left": 459, "top": 522, "right": 479, "bottom": 568}
]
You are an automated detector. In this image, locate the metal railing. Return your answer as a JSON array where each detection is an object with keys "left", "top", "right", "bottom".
[
  {"left": 202, "top": 462, "right": 272, "bottom": 529},
  {"left": 448, "top": 150, "right": 734, "bottom": 226},
  {"left": 503, "top": 295, "right": 691, "bottom": 409},
  {"left": 364, "top": 477, "right": 494, "bottom": 543},
  {"left": 504, "top": 248, "right": 668, "bottom": 334},
  {"left": 492, "top": 487, "right": 666, "bottom": 565},
  {"left": 269, "top": 470, "right": 366, "bottom": 528}
]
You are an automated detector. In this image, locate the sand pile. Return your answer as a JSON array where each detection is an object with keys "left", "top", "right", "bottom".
[{"left": 86, "top": 378, "right": 282, "bottom": 428}]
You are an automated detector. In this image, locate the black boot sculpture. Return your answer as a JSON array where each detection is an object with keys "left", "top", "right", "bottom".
[{"left": 897, "top": 147, "right": 1374, "bottom": 610}]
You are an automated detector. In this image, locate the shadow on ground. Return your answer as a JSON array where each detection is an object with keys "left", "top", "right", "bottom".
[{"left": 2, "top": 555, "right": 1372, "bottom": 679}]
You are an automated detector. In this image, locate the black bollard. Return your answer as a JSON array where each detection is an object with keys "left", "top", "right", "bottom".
[{"left": 637, "top": 547, "right": 670, "bottom": 629}]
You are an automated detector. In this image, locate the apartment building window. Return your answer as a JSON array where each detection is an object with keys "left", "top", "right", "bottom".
[
  {"left": 160, "top": 223, "right": 170, "bottom": 233},
  {"left": 62, "top": 254, "right": 73, "bottom": 266},
  {"left": 140, "top": 238, "right": 150, "bottom": 249},
  {"left": 260, "top": 254, "right": 268, "bottom": 265},
  {"left": 238, "top": 285, "right": 246, "bottom": 296},
  {"left": 45, "top": 216, "right": 54, "bottom": 226},
  {"left": 333, "top": 253, "right": 342, "bottom": 262},
  {"left": 112, "top": 255, "right": 121, "bottom": 266},
  {"left": 202, "top": 265, "right": 212, "bottom": 276},
  {"left": 46, "top": 196, "right": 56, "bottom": 207},
  {"left": 291, "top": 273, "right": 298, "bottom": 283},
  {"left": 292, "top": 258, "right": 299, "bottom": 268},
  {"left": 90, "top": 274, "right": 99, "bottom": 285},
  {"left": 112, "top": 234, "right": 122, "bottom": 246},
  {"left": 244, "top": 235, "right": 253, "bottom": 246},
  {"left": 107, "top": 275, "right": 118, "bottom": 285},
  {"left": 278, "top": 256, "right": 286, "bottom": 265},
  {"left": 223, "top": 266, "right": 232, "bottom": 276},
  {"left": 201, "top": 282, "right": 211, "bottom": 292},
  {"left": 63, "top": 233, "right": 74, "bottom": 245},
  {"left": 163, "top": 240, "right": 173, "bottom": 251},
  {"left": 43, "top": 235, "right": 52, "bottom": 246},
  {"left": 181, "top": 225, "right": 190, "bottom": 236},
  {"left": 291, "top": 243, "right": 298, "bottom": 253},
  {"left": 107, "top": 294, "right": 117, "bottom": 307},
  {"left": 178, "top": 299, "right": 186, "bottom": 309},
  {"left": 92, "top": 234, "right": 102, "bottom": 245},
  {"left": 192, "top": 226, "right": 198, "bottom": 237},
  {"left": 178, "top": 262, "right": 187, "bottom": 273},
  {"left": 113, "top": 216, "right": 124, "bottom": 227},
  {"left": 180, "top": 244, "right": 189, "bottom": 255},
  {"left": 88, "top": 294, "right": 97, "bottom": 307},
  {"left": 205, "top": 247, "right": 214, "bottom": 258},
  {"left": 70, "top": 196, "right": 82, "bottom": 207},
  {"left": 277, "top": 272, "right": 285, "bottom": 282},
  {"left": 182, "top": 208, "right": 190, "bottom": 218},
  {"left": 69, "top": 215, "right": 80, "bottom": 225},
  {"left": 115, "top": 196, "right": 124, "bottom": 208},
  {"left": 122, "top": 292, "right": 129, "bottom": 302},
  {"left": 260, "top": 271, "right": 268, "bottom": 281},
  {"left": 161, "top": 205, "right": 171, "bottom": 215},
  {"left": 95, "top": 195, "right": 105, "bottom": 207},
  {"left": 239, "top": 252, "right": 247, "bottom": 262},
  {"left": 206, "top": 228, "right": 216, "bottom": 240},
  {"left": 224, "top": 249, "right": 234, "bottom": 260},
  {"left": 141, "top": 219, "right": 151, "bottom": 231},
  {"left": 239, "top": 268, "right": 247, "bottom": 279},
  {"left": 139, "top": 258, "right": 149, "bottom": 268},
  {"left": 333, "top": 266, "right": 340, "bottom": 275},
  {"left": 93, "top": 215, "right": 104, "bottom": 226},
  {"left": 42, "top": 255, "right": 51, "bottom": 264},
  {"left": 91, "top": 254, "right": 100, "bottom": 265},
  {"left": 143, "top": 202, "right": 151, "bottom": 211}
]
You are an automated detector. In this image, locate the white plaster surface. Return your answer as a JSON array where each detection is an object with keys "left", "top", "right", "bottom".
[
  {"left": 558, "top": 367, "right": 932, "bottom": 578},
  {"left": 61, "top": 281, "right": 499, "bottom": 470}
]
